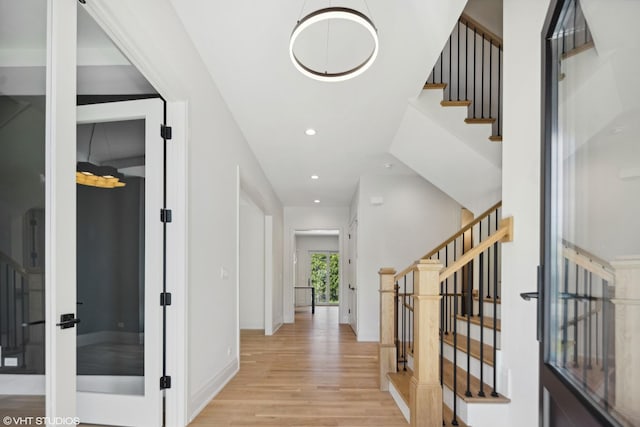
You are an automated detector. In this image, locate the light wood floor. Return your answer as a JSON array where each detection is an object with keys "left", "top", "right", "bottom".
[{"left": 190, "top": 306, "right": 408, "bottom": 426}]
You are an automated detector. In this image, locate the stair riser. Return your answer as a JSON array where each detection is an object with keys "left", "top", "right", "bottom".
[
  {"left": 454, "top": 318, "right": 501, "bottom": 348},
  {"left": 443, "top": 342, "right": 495, "bottom": 384},
  {"left": 472, "top": 300, "right": 501, "bottom": 318},
  {"left": 442, "top": 384, "right": 470, "bottom": 425}
]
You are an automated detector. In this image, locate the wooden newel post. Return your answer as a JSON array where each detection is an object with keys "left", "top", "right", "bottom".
[
  {"left": 410, "top": 259, "right": 443, "bottom": 427},
  {"left": 379, "top": 267, "right": 397, "bottom": 391}
]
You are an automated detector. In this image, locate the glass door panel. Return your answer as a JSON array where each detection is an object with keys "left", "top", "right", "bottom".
[
  {"left": 0, "top": 0, "right": 47, "bottom": 416},
  {"left": 541, "top": 1, "right": 640, "bottom": 426}
]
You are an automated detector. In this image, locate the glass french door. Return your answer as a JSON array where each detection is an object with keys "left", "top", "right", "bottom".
[
  {"left": 309, "top": 251, "right": 339, "bottom": 306},
  {"left": 75, "top": 99, "right": 164, "bottom": 426},
  {"left": 540, "top": 1, "right": 640, "bottom": 426}
]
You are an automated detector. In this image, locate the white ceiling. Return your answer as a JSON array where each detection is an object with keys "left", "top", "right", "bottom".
[{"left": 168, "top": 0, "right": 439, "bottom": 207}]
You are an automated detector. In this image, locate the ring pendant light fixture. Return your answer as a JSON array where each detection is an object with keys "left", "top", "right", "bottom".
[{"left": 289, "top": 5, "right": 379, "bottom": 82}]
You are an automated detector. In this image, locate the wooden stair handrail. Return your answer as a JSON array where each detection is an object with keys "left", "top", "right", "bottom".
[
  {"left": 440, "top": 217, "right": 513, "bottom": 282},
  {"left": 421, "top": 201, "right": 502, "bottom": 260},
  {"left": 460, "top": 13, "right": 502, "bottom": 48},
  {"left": 0, "top": 251, "right": 27, "bottom": 276},
  {"left": 562, "top": 242, "right": 615, "bottom": 283}
]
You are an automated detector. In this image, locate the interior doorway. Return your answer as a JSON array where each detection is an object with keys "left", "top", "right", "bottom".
[{"left": 294, "top": 231, "right": 341, "bottom": 316}]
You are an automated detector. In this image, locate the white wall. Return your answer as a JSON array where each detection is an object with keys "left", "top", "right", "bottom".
[
  {"left": 295, "top": 235, "right": 339, "bottom": 289},
  {"left": 500, "top": 1, "right": 550, "bottom": 427},
  {"left": 82, "top": 2, "right": 285, "bottom": 423},
  {"left": 239, "top": 193, "right": 265, "bottom": 329},
  {"left": 355, "top": 173, "right": 462, "bottom": 341},
  {"left": 464, "top": 0, "right": 503, "bottom": 38},
  {"left": 283, "top": 207, "right": 349, "bottom": 323}
]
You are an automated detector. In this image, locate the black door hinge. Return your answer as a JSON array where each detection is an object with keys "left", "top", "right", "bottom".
[
  {"left": 160, "top": 376, "right": 172, "bottom": 389},
  {"left": 160, "top": 292, "right": 172, "bottom": 306},
  {"left": 160, "top": 125, "right": 172, "bottom": 140},
  {"left": 348, "top": 259, "right": 351, "bottom": 264},
  {"left": 160, "top": 209, "right": 172, "bottom": 223},
  {"left": 348, "top": 309, "right": 351, "bottom": 314}
]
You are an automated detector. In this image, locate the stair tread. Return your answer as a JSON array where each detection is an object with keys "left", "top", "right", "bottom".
[
  {"left": 442, "top": 358, "right": 510, "bottom": 403},
  {"left": 441, "top": 100, "right": 472, "bottom": 107},
  {"left": 442, "top": 332, "right": 495, "bottom": 366},
  {"left": 473, "top": 295, "right": 501, "bottom": 304},
  {"left": 388, "top": 370, "right": 411, "bottom": 405},
  {"left": 465, "top": 117, "right": 496, "bottom": 124},
  {"left": 489, "top": 135, "right": 503, "bottom": 142},
  {"left": 456, "top": 314, "right": 501, "bottom": 331},
  {"left": 424, "top": 82, "right": 447, "bottom": 90}
]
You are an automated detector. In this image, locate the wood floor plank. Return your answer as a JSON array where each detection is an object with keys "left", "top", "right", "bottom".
[{"left": 191, "top": 307, "right": 409, "bottom": 426}]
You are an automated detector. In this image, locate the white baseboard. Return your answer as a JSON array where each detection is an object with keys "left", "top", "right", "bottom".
[
  {"left": 188, "top": 358, "right": 239, "bottom": 423},
  {"left": 271, "top": 321, "right": 283, "bottom": 334},
  {"left": 0, "top": 375, "right": 45, "bottom": 395}
]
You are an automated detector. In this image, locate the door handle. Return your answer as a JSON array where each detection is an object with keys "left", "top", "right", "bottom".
[
  {"left": 56, "top": 313, "right": 80, "bottom": 329},
  {"left": 520, "top": 292, "right": 539, "bottom": 301}
]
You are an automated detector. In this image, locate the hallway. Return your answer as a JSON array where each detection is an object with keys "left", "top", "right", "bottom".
[{"left": 190, "top": 307, "right": 407, "bottom": 426}]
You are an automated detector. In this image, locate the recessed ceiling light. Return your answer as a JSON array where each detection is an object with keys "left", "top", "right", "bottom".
[
  {"left": 305, "top": 128, "right": 316, "bottom": 136},
  {"left": 311, "top": 175, "right": 319, "bottom": 180},
  {"left": 314, "top": 199, "right": 320, "bottom": 204},
  {"left": 384, "top": 163, "right": 393, "bottom": 169}
]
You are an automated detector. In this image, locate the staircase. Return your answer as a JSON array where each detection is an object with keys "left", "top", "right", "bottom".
[
  {"left": 0, "top": 251, "right": 45, "bottom": 374},
  {"left": 379, "top": 203, "right": 513, "bottom": 427},
  {"left": 390, "top": 13, "right": 503, "bottom": 215}
]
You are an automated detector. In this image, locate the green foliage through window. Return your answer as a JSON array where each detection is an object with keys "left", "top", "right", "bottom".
[{"left": 310, "top": 252, "right": 339, "bottom": 304}]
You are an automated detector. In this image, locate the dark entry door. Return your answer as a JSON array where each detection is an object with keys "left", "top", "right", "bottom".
[{"left": 540, "top": 1, "right": 640, "bottom": 426}]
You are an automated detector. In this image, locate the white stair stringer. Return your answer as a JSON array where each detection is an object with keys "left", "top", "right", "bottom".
[
  {"left": 390, "top": 98, "right": 501, "bottom": 215},
  {"left": 388, "top": 380, "right": 410, "bottom": 423}
]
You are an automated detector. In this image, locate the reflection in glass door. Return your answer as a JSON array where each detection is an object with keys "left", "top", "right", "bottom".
[
  {"left": 310, "top": 252, "right": 339, "bottom": 305},
  {"left": 0, "top": 0, "right": 47, "bottom": 416},
  {"left": 541, "top": 1, "right": 640, "bottom": 426},
  {"left": 76, "top": 119, "right": 146, "bottom": 395}
]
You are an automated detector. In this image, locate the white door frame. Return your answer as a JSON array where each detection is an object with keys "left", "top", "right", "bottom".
[
  {"left": 45, "top": 1, "right": 189, "bottom": 425},
  {"left": 46, "top": 0, "right": 78, "bottom": 421}
]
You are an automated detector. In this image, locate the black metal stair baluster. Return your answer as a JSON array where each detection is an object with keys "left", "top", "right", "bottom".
[
  {"left": 473, "top": 28, "right": 477, "bottom": 118},
  {"left": 489, "top": 41, "right": 493, "bottom": 126},
  {"left": 587, "top": 272, "right": 593, "bottom": 369},
  {"left": 481, "top": 35, "right": 485, "bottom": 119},
  {"left": 449, "top": 33, "right": 453, "bottom": 101},
  {"left": 602, "top": 280, "right": 609, "bottom": 410},
  {"left": 477, "top": 219, "right": 483, "bottom": 316},
  {"left": 573, "top": 265, "right": 579, "bottom": 367},
  {"left": 394, "top": 281, "right": 399, "bottom": 369},
  {"left": 452, "top": 238, "right": 459, "bottom": 426},
  {"left": 582, "top": 269, "right": 588, "bottom": 388},
  {"left": 491, "top": 240, "right": 499, "bottom": 397},
  {"left": 498, "top": 47, "right": 502, "bottom": 137},
  {"left": 478, "top": 251, "right": 486, "bottom": 397},
  {"left": 465, "top": 22, "right": 468, "bottom": 102},
  {"left": 403, "top": 275, "right": 407, "bottom": 371},
  {"left": 495, "top": 211, "right": 500, "bottom": 299},
  {"left": 457, "top": 21, "right": 461, "bottom": 101},
  {"left": 445, "top": 245, "right": 450, "bottom": 335},
  {"left": 465, "top": 260, "right": 473, "bottom": 397},
  {"left": 410, "top": 273, "right": 415, "bottom": 355},
  {"left": 440, "top": 51, "right": 444, "bottom": 84},
  {"left": 562, "top": 257, "right": 569, "bottom": 368}
]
